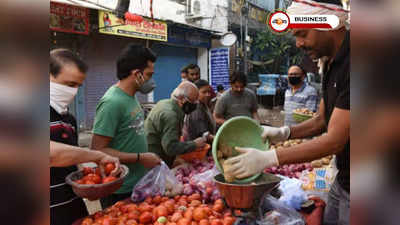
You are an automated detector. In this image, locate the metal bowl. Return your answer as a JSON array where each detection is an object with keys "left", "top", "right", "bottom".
[
  {"left": 66, "top": 164, "right": 129, "bottom": 201},
  {"left": 214, "top": 173, "right": 281, "bottom": 209}
]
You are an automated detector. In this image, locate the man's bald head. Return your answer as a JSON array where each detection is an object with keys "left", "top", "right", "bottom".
[{"left": 171, "top": 81, "right": 199, "bottom": 103}]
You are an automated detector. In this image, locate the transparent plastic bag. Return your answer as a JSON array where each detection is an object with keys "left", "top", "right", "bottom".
[
  {"left": 131, "top": 162, "right": 182, "bottom": 202},
  {"left": 191, "top": 165, "right": 221, "bottom": 201},
  {"left": 277, "top": 175, "right": 307, "bottom": 210},
  {"left": 258, "top": 195, "right": 305, "bottom": 225}
]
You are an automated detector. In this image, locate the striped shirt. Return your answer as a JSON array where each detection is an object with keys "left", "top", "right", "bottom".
[{"left": 284, "top": 83, "right": 318, "bottom": 126}]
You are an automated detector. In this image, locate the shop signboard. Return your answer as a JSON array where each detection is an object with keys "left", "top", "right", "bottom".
[
  {"left": 98, "top": 10, "right": 167, "bottom": 42},
  {"left": 50, "top": 2, "right": 90, "bottom": 35},
  {"left": 209, "top": 48, "right": 230, "bottom": 91}
]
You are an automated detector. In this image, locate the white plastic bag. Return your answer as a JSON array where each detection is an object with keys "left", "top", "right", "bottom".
[
  {"left": 258, "top": 195, "right": 305, "bottom": 225},
  {"left": 277, "top": 175, "right": 307, "bottom": 210},
  {"left": 131, "top": 162, "right": 182, "bottom": 202}
]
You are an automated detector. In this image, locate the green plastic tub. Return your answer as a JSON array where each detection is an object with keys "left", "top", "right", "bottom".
[{"left": 212, "top": 116, "right": 269, "bottom": 184}]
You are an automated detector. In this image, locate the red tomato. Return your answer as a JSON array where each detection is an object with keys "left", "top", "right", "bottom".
[
  {"left": 83, "top": 167, "right": 94, "bottom": 175},
  {"left": 102, "top": 176, "right": 117, "bottom": 184},
  {"left": 222, "top": 217, "right": 235, "bottom": 225},
  {"left": 81, "top": 217, "right": 93, "bottom": 225},
  {"left": 126, "top": 219, "right": 138, "bottom": 225},
  {"left": 138, "top": 202, "right": 152, "bottom": 213},
  {"left": 75, "top": 179, "right": 85, "bottom": 184},
  {"left": 85, "top": 180, "right": 96, "bottom": 185},
  {"left": 102, "top": 216, "right": 117, "bottom": 225},
  {"left": 139, "top": 212, "right": 153, "bottom": 224},
  {"left": 87, "top": 173, "right": 102, "bottom": 184},
  {"left": 171, "top": 212, "right": 183, "bottom": 222},
  {"left": 127, "top": 210, "right": 140, "bottom": 220},
  {"left": 153, "top": 195, "right": 162, "bottom": 204},
  {"left": 95, "top": 167, "right": 102, "bottom": 176},
  {"left": 164, "top": 200, "right": 175, "bottom": 214},
  {"left": 210, "top": 219, "right": 223, "bottom": 225},
  {"left": 212, "top": 204, "right": 224, "bottom": 213},
  {"left": 105, "top": 163, "right": 116, "bottom": 176},
  {"left": 154, "top": 205, "right": 168, "bottom": 218},
  {"left": 177, "top": 218, "right": 191, "bottom": 225},
  {"left": 193, "top": 208, "right": 207, "bottom": 221}
]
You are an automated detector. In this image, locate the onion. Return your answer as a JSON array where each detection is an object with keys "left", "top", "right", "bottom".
[{"left": 182, "top": 177, "right": 189, "bottom": 183}]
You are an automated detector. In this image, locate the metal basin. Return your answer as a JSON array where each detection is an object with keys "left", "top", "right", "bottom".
[{"left": 214, "top": 173, "right": 281, "bottom": 209}]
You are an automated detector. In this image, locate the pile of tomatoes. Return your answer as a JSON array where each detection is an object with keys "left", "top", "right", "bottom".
[
  {"left": 81, "top": 193, "right": 238, "bottom": 225},
  {"left": 75, "top": 163, "right": 118, "bottom": 185}
]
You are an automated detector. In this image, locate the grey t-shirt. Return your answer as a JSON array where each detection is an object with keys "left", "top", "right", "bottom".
[{"left": 214, "top": 88, "right": 258, "bottom": 120}]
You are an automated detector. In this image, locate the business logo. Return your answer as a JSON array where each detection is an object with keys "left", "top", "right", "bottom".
[
  {"left": 267, "top": 10, "right": 340, "bottom": 33},
  {"left": 268, "top": 11, "right": 290, "bottom": 33}
]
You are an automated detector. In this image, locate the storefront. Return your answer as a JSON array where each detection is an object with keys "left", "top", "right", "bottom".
[
  {"left": 50, "top": 1, "right": 91, "bottom": 130},
  {"left": 50, "top": 1, "right": 213, "bottom": 130},
  {"left": 151, "top": 25, "right": 212, "bottom": 102}
]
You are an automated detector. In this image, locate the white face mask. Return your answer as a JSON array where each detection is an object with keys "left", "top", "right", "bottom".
[{"left": 50, "top": 81, "right": 78, "bottom": 114}]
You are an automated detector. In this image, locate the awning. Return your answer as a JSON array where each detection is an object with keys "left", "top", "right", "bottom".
[{"left": 50, "top": 0, "right": 115, "bottom": 11}]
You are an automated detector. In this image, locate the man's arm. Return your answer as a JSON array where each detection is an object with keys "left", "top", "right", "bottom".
[
  {"left": 161, "top": 113, "right": 199, "bottom": 156},
  {"left": 91, "top": 134, "right": 161, "bottom": 168},
  {"left": 91, "top": 135, "right": 137, "bottom": 163},
  {"left": 50, "top": 141, "right": 119, "bottom": 168},
  {"left": 213, "top": 96, "right": 226, "bottom": 125},
  {"left": 277, "top": 107, "right": 349, "bottom": 164},
  {"left": 214, "top": 112, "right": 226, "bottom": 125},
  {"left": 290, "top": 99, "right": 326, "bottom": 139},
  {"left": 251, "top": 91, "right": 261, "bottom": 123},
  {"left": 253, "top": 111, "right": 261, "bottom": 123}
]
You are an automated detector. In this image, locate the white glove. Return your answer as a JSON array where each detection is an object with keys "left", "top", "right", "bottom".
[
  {"left": 224, "top": 147, "right": 279, "bottom": 179},
  {"left": 262, "top": 126, "right": 290, "bottom": 144}
]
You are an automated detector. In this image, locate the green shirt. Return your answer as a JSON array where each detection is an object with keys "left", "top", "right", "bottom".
[
  {"left": 93, "top": 86, "right": 148, "bottom": 194},
  {"left": 144, "top": 99, "right": 197, "bottom": 167}
]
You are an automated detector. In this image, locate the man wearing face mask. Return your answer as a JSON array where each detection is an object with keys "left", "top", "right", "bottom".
[
  {"left": 224, "top": 1, "right": 350, "bottom": 224},
  {"left": 49, "top": 48, "right": 95, "bottom": 225},
  {"left": 91, "top": 44, "right": 161, "bottom": 208},
  {"left": 284, "top": 65, "right": 318, "bottom": 126},
  {"left": 145, "top": 81, "right": 207, "bottom": 167}
]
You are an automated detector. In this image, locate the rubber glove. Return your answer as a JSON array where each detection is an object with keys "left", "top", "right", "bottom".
[
  {"left": 262, "top": 125, "right": 290, "bottom": 144},
  {"left": 224, "top": 147, "right": 279, "bottom": 179}
]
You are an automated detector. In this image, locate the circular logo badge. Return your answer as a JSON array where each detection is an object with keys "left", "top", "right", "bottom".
[{"left": 268, "top": 11, "right": 290, "bottom": 33}]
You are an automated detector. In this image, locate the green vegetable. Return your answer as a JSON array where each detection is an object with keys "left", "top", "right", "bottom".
[{"left": 157, "top": 216, "right": 167, "bottom": 223}]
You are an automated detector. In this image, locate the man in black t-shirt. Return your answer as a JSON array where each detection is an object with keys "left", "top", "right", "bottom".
[
  {"left": 49, "top": 49, "right": 120, "bottom": 225},
  {"left": 224, "top": 1, "right": 350, "bottom": 225}
]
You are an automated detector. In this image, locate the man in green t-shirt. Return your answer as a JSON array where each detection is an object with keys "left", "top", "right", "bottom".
[{"left": 91, "top": 44, "right": 161, "bottom": 208}]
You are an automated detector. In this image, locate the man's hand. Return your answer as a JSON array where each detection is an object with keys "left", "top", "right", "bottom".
[
  {"left": 262, "top": 126, "right": 291, "bottom": 144},
  {"left": 97, "top": 154, "right": 121, "bottom": 177},
  {"left": 206, "top": 134, "right": 214, "bottom": 143},
  {"left": 194, "top": 137, "right": 207, "bottom": 149},
  {"left": 224, "top": 147, "right": 279, "bottom": 179},
  {"left": 139, "top": 153, "right": 161, "bottom": 168}
]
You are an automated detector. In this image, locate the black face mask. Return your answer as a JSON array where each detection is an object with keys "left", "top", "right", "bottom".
[
  {"left": 288, "top": 76, "right": 303, "bottom": 86},
  {"left": 182, "top": 101, "right": 197, "bottom": 114}
]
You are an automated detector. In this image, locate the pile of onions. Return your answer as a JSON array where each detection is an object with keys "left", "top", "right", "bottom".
[
  {"left": 174, "top": 157, "right": 221, "bottom": 202},
  {"left": 264, "top": 163, "right": 313, "bottom": 179}
]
